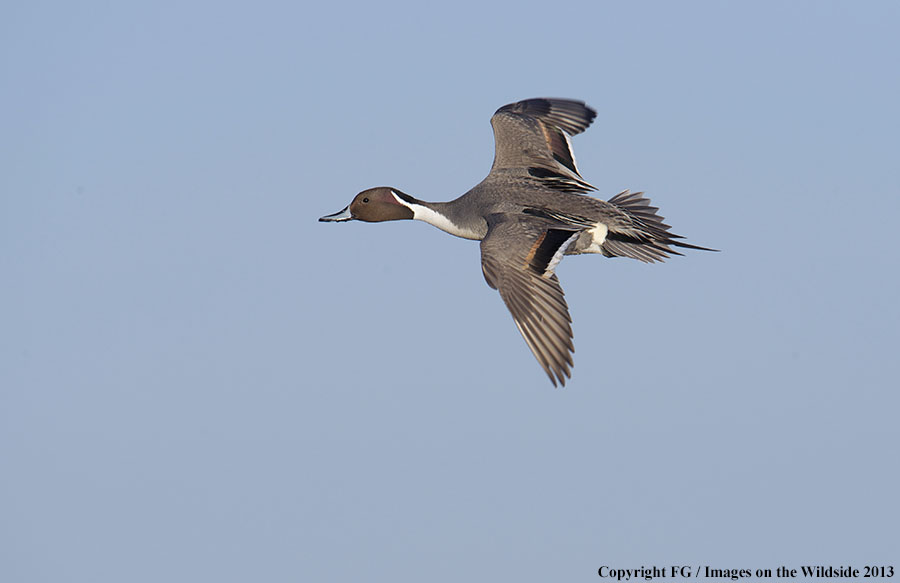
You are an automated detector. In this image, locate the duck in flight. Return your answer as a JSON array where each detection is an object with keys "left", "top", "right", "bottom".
[{"left": 320, "top": 98, "right": 715, "bottom": 386}]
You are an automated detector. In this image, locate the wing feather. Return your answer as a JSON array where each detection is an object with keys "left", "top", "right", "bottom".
[
  {"left": 480, "top": 214, "right": 580, "bottom": 387},
  {"left": 489, "top": 98, "right": 598, "bottom": 193}
]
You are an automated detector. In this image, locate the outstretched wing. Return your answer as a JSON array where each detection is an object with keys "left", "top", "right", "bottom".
[
  {"left": 489, "top": 98, "right": 598, "bottom": 192},
  {"left": 480, "top": 213, "right": 582, "bottom": 387}
]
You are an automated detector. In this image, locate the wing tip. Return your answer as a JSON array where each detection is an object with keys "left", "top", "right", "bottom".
[{"left": 495, "top": 97, "right": 597, "bottom": 136}]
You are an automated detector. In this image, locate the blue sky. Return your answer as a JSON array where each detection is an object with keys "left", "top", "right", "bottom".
[{"left": 2, "top": 1, "right": 898, "bottom": 581}]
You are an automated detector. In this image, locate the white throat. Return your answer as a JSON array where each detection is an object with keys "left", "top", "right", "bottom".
[{"left": 390, "top": 190, "right": 480, "bottom": 240}]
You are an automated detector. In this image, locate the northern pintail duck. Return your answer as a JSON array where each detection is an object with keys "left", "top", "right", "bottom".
[{"left": 320, "top": 98, "right": 715, "bottom": 386}]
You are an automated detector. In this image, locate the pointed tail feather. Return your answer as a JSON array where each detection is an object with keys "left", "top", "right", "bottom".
[{"left": 604, "top": 190, "right": 719, "bottom": 262}]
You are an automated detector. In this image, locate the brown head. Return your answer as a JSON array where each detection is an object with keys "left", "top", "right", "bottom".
[{"left": 319, "top": 187, "right": 415, "bottom": 223}]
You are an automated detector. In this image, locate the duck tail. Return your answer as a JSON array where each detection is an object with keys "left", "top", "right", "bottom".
[{"left": 603, "top": 190, "right": 718, "bottom": 263}]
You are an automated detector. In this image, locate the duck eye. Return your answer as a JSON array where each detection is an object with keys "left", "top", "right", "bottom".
[{"left": 362, "top": 197, "right": 369, "bottom": 203}]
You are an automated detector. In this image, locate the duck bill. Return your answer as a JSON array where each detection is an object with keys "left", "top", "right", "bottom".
[{"left": 319, "top": 206, "right": 353, "bottom": 222}]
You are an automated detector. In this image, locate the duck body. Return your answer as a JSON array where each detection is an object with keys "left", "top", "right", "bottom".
[{"left": 320, "top": 98, "right": 715, "bottom": 387}]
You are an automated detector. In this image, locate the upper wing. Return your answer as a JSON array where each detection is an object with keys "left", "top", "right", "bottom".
[
  {"left": 480, "top": 213, "right": 582, "bottom": 387},
  {"left": 489, "top": 98, "right": 598, "bottom": 191}
]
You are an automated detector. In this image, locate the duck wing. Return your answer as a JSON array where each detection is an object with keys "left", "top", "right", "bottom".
[
  {"left": 479, "top": 213, "right": 582, "bottom": 387},
  {"left": 489, "top": 98, "right": 598, "bottom": 192}
]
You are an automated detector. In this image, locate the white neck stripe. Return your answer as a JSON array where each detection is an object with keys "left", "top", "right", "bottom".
[{"left": 390, "top": 190, "right": 480, "bottom": 240}]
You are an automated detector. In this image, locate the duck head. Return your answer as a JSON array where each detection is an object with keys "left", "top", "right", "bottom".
[{"left": 319, "top": 187, "right": 415, "bottom": 223}]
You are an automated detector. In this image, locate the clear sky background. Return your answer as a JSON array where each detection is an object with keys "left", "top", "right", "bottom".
[{"left": 2, "top": 1, "right": 898, "bottom": 581}]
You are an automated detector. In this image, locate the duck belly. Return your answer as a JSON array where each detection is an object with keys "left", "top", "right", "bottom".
[{"left": 567, "top": 223, "right": 608, "bottom": 255}]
